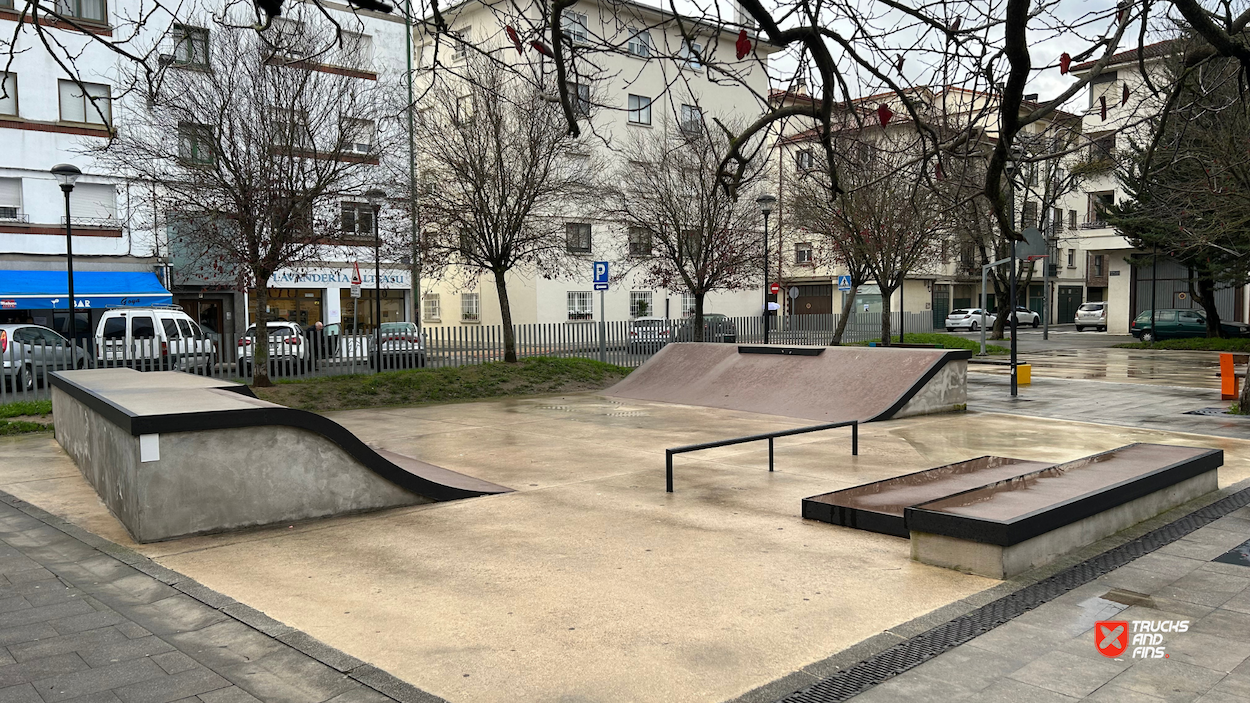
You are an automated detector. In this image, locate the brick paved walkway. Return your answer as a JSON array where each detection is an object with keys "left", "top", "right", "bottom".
[{"left": 0, "top": 495, "right": 439, "bottom": 703}]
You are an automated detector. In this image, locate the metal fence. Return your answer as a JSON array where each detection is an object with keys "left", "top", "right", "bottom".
[{"left": 0, "top": 311, "right": 933, "bottom": 404}]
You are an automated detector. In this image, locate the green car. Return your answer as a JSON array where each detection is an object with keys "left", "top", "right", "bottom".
[{"left": 1130, "top": 309, "right": 1250, "bottom": 343}]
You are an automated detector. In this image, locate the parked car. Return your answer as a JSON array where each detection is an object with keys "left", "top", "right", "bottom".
[
  {"left": 1075, "top": 302, "right": 1108, "bottom": 331},
  {"left": 1, "top": 324, "right": 87, "bottom": 391},
  {"left": 1010, "top": 306, "right": 1041, "bottom": 327},
  {"left": 629, "top": 317, "right": 672, "bottom": 353},
  {"left": 944, "top": 308, "right": 996, "bottom": 332},
  {"left": 238, "top": 321, "right": 308, "bottom": 376},
  {"left": 373, "top": 322, "right": 426, "bottom": 369},
  {"left": 1130, "top": 309, "right": 1250, "bottom": 343},
  {"left": 673, "top": 314, "right": 738, "bottom": 342},
  {"left": 95, "top": 307, "right": 217, "bottom": 373}
]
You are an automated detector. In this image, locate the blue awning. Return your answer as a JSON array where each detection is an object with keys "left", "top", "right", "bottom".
[{"left": 0, "top": 270, "right": 173, "bottom": 311}]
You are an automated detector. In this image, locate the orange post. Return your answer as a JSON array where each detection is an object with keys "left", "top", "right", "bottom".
[{"left": 1221, "top": 353, "right": 1239, "bottom": 400}]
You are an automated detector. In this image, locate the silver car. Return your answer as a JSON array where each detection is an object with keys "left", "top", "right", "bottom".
[
  {"left": 1, "top": 324, "right": 87, "bottom": 392},
  {"left": 944, "top": 308, "right": 995, "bottom": 332},
  {"left": 1075, "top": 302, "right": 1108, "bottom": 331}
]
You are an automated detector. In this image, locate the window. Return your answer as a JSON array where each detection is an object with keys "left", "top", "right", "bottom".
[
  {"left": 131, "top": 316, "right": 155, "bottom": 339},
  {"left": 630, "top": 291, "right": 653, "bottom": 318},
  {"left": 681, "top": 38, "right": 703, "bottom": 69},
  {"left": 58, "top": 80, "right": 111, "bottom": 126},
  {"left": 0, "top": 0, "right": 11, "bottom": 8},
  {"left": 569, "top": 82, "right": 590, "bottom": 117},
  {"left": 102, "top": 317, "right": 126, "bottom": 340},
  {"left": 627, "top": 94, "right": 651, "bottom": 125},
  {"left": 795, "top": 242, "right": 813, "bottom": 265},
  {"left": 795, "top": 149, "right": 814, "bottom": 171},
  {"left": 1068, "top": 209, "right": 1077, "bottom": 229},
  {"left": 178, "top": 123, "right": 215, "bottom": 165},
  {"left": 1052, "top": 207, "right": 1063, "bottom": 233},
  {"left": 562, "top": 12, "right": 588, "bottom": 44},
  {"left": 627, "top": 29, "right": 652, "bottom": 57},
  {"left": 680, "top": 229, "right": 700, "bottom": 256},
  {"left": 0, "top": 73, "right": 16, "bottom": 116},
  {"left": 451, "top": 27, "right": 470, "bottom": 60},
  {"left": 55, "top": 0, "right": 106, "bottom": 23},
  {"left": 1067, "top": 249, "right": 1076, "bottom": 268},
  {"left": 455, "top": 94, "right": 474, "bottom": 123},
  {"left": 566, "top": 222, "right": 591, "bottom": 253},
  {"left": 567, "top": 291, "right": 593, "bottom": 320},
  {"left": 1089, "top": 132, "right": 1116, "bottom": 161},
  {"left": 1087, "top": 191, "right": 1114, "bottom": 225},
  {"left": 271, "top": 107, "right": 309, "bottom": 148},
  {"left": 1093, "top": 255, "right": 1104, "bottom": 277},
  {"left": 1021, "top": 200, "right": 1037, "bottom": 229},
  {"left": 461, "top": 292, "right": 480, "bottom": 321},
  {"left": 161, "top": 319, "right": 180, "bottom": 339},
  {"left": 171, "top": 25, "right": 209, "bottom": 68},
  {"left": 681, "top": 292, "right": 696, "bottom": 317},
  {"left": 337, "top": 31, "right": 374, "bottom": 68},
  {"left": 680, "top": 104, "right": 702, "bottom": 135},
  {"left": 1088, "top": 71, "right": 1118, "bottom": 109},
  {"left": 0, "top": 178, "right": 20, "bottom": 221},
  {"left": 340, "top": 201, "right": 374, "bottom": 239},
  {"left": 423, "top": 294, "right": 441, "bottom": 321},
  {"left": 267, "top": 17, "right": 311, "bottom": 60},
  {"left": 68, "top": 183, "right": 117, "bottom": 222},
  {"left": 628, "top": 227, "right": 652, "bottom": 257},
  {"left": 341, "top": 118, "right": 374, "bottom": 154}
]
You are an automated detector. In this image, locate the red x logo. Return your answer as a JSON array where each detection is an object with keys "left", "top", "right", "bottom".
[{"left": 1096, "top": 621, "right": 1129, "bottom": 657}]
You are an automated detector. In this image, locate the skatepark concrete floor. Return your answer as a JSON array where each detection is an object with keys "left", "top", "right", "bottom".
[{"left": 3, "top": 392, "right": 1250, "bottom": 703}]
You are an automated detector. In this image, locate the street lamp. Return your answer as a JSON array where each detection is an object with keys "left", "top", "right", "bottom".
[
  {"left": 757, "top": 194, "right": 776, "bottom": 344},
  {"left": 365, "top": 188, "right": 387, "bottom": 374},
  {"left": 52, "top": 164, "right": 82, "bottom": 343},
  {"left": 1004, "top": 154, "right": 1019, "bottom": 397}
]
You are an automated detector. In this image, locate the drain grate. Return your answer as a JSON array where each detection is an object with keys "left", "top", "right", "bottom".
[
  {"left": 1184, "top": 407, "right": 1243, "bottom": 417},
  {"left": 605, "top": 411, "right": 649, "bottom": 417},
  {"left": 775, "top": 486, "right": 1250, "bottom": 703}
]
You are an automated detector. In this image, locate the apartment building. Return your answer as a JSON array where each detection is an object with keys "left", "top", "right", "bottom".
[
  {"left": 411, "top": 0, "right": 777, "bottom": 327},
  {"left": 768, "top": 85, "right": 1079, "bottom": 327},
  {"left": 0, "top": 0, "right": 411, "bottom": 340}
]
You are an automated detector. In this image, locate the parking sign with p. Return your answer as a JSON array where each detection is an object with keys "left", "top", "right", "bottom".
[{"left": 593, "top": 261, "right": 609, "bottom": 291}]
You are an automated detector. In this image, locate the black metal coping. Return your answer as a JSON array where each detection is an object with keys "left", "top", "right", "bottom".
[
  {"left": 802, "top": 457, "right": 1055, "bottom": 538},
  {"left": 49, "top": 371, "right": 511, "bottom": 502},
  {"left": 904, "top": 444, "right": 1224, "bottom": 547},
  {"left": 770, "top": 484, "right": 1250, "bottom": 703},
  {"left": 738, "top": 346, "right": 825, "bottom": 356}
]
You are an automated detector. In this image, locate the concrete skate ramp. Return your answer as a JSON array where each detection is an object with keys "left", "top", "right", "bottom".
[
  {"left": 50, "top": 369, "right": 510, "bottom": 542},
  {"left": 607, "top": 343, "right": 970, "bottom": 423}
]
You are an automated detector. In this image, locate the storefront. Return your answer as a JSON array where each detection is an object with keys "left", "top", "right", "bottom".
[
  {"left": 0, "top": 270, "right": 173, "bottom": 338},
  {"left": 245, "top": 265, "right": 410, "bottom": 331}
]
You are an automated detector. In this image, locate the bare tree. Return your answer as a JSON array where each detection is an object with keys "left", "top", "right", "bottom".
[
  {"left": 413, "top": 56, "right": 597, "bottom": 362},
  {"left": 94, "top": 13, "right": 397, "bottom": 386},
  {"left": 607, "top": 125, "right": 764, "bottom": 341}
]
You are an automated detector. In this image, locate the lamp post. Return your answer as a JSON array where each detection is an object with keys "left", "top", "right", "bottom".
[
  {"left": 51, "top": 164, "right": 82, "bottom": 344},
  {"left": 757, "top": 194, "right": 776, "bottom": 344},
  {"left": 365, "top": 188, "right": 386, "bottom": 374},
  {"left": 1005, "top": 155, "right": 1019, "bottom": 397}
]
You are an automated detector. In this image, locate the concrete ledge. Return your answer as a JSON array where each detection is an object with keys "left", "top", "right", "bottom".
[{"left": 911, "top": 470, "right": 1219, "bottom": 578}]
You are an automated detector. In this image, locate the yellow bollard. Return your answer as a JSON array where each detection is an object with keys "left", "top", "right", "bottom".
[{"left": 1017, "top": 363, "right": 1032, "bottom": 385}]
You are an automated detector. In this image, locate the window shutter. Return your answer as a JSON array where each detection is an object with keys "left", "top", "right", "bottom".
[
  {"left": 0, "top": 178, "right": 21, "bottom": 209},
  {"left": 70, "top": 183, "right": 117, "bottom": 220}
]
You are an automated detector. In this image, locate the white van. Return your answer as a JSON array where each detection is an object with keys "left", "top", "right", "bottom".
[{"left": 95, "top": 306, "right": 217, "bottom": 372}]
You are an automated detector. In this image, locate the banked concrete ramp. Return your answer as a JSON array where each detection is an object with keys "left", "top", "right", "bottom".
[
  {"left": 607, "top": 344, "right": 970, "bottom": 423},
  {"left": 51, "top": 369, "right": 510, "bottom": 542}
]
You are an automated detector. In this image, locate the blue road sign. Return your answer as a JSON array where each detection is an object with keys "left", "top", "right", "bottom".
[
  {"left": 593, "top": 261, "right": 609, "bottom": 287},
  {"left": 594, "top": 283, "right": 609, "bottom": 291},
  {"left": 837, "top": 275, "right": 852, "bottom": 292}
]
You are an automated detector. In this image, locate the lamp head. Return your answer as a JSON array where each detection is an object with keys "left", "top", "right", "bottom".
[
  {"left": 364, "top": 188, "right": 387, "bottom": 208},
  {"left": 51, "top": 163, "right": 82, "bottom": 189},
  {"left": 756, "top": 194, "right": 776, "bottom": 216}
]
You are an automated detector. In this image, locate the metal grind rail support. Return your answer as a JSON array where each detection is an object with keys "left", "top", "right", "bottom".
[{"left": 665, "top": 420, "right": 858, "bottom": 493}]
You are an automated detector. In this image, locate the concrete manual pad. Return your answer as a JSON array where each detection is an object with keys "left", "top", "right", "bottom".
[
  {"left": 3, "top": 396, "right": 1249, "bottom": 703},
  {"left": 803, "top": 456, "right": 1054, "bottom": 537},
  {"left": 606, "top": 343, "right": 969, "bottom": 422}
]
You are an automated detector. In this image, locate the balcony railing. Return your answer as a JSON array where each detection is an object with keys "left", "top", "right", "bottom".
[
  {"left": 0, "top": 211, "right": 29, "bottom": 223},
  {"left": 61, "top": 216, "right": 121, "bottom": 228}
]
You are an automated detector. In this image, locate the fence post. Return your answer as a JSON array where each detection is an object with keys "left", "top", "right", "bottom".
[
  {"left": 666, "top": 449, "right": 674, "bottom": 493},
  {"left": 852, "top": 421, "right": 858, "bottom": 456},
  {"left": 768, "top": 436, "right": 774, "bottom": 472}
]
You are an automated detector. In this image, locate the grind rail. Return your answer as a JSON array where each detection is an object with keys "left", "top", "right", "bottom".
[{"left": 665, "top": 420, "right": 858, "bottom": 493}]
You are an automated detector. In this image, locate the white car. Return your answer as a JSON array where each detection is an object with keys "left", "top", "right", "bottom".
[
  {"left": 1075, "top": 302, "right": 1108, "bottom": 331},
  {"left": 1009, "top": 306, "right": 1041, "bottom": 328},
  {"left": 944, "top": 309, "right": 995, "bottom": 332},
  {"left": 238, "top": 321, "right": 308, "bottom": 375},
  {"left": 95, "top": 306, "right": 217, "bottom": 372},
  {"left": 629, "top": 317, "right": 672, "bottom": 353}
]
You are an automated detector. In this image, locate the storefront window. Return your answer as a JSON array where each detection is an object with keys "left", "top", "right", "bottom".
[
  {"left": 340, "top": 288, "right": 403, "bottom": 333},
  {"left": 248, "top": 288, "right": 323, "bottom": 328}
]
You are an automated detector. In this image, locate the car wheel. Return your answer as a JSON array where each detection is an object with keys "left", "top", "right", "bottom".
[
  {"left": 970, "top": 322, "right": 978, "bottom": 332},
  {"left": 1141, "top": 330, "right": 1156, "bottom": 343},
  {"left": 946, "top": 327, "right": 954, "bottom": 332},
  {"left": 1032, "top": 318, "right": 1040, "bottom": 328},
  {"left": 1075, "top": 325, "right": 1084, "bottom": 332},
  {"left": 1098, "top": 326, "right": 1106, "bottom": 332},
  {"left": 76, "top": 357, "right": 86, "bottom": 370},
  {"left": 16, "top": 365, "right": 33, "bottom": 393}
]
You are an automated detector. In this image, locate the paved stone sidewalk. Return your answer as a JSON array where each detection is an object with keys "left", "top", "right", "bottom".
[
  {"left": 845, "top": 508, "right": 1250, "bottom": 702},
  {"left": 0, "top": 495, "right": 439, "bottom": 703}
]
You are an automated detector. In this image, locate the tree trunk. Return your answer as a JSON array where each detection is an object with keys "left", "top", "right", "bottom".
[
  {"left": 879, "top": 287, "right": 893, "bottom": 345},
  {"left": 693, "top": 292, "right": 705, "bottom": 342},
  {"left": 1196, "top": 275, "right": 1223, "bottom": 338},
  {"left": 493, "top": 268, "right": 517, "bottom": 362},
  {"left": 251, "top": 279, "right": 272, "bottom": 387},
  {"left": 990, "top": 272, "right": 1008, "bottom": 340},
  {"left": 830, "top": 284, "right": 858, "bottom": 345}
]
